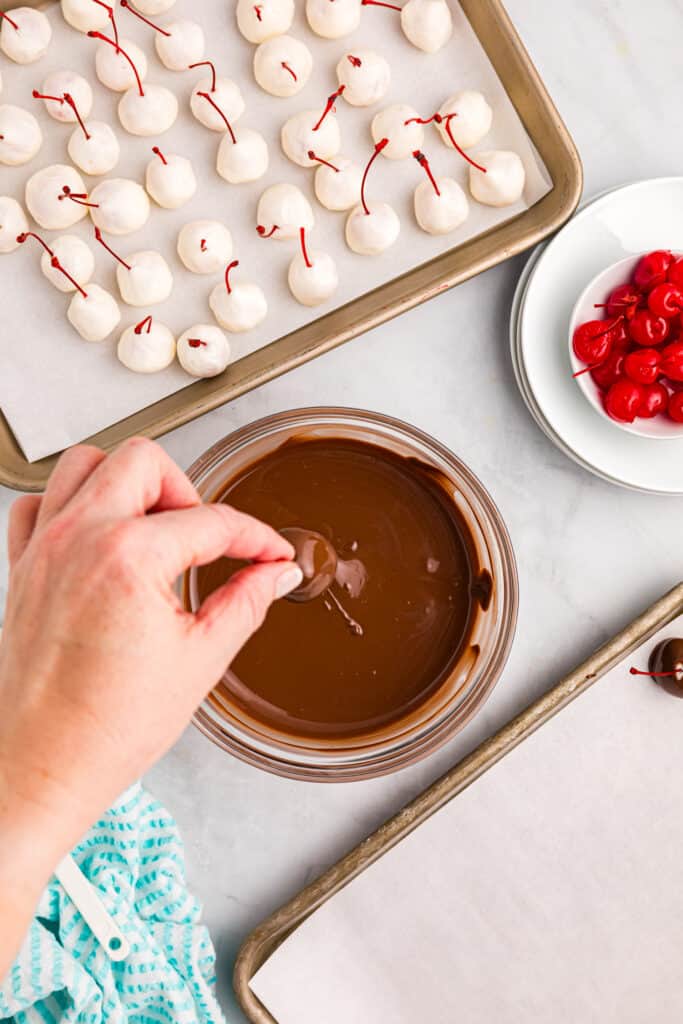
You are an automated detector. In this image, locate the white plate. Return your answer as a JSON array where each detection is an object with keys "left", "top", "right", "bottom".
[{"left": 517, "top": 177, "right": 683, "bottom": 495}]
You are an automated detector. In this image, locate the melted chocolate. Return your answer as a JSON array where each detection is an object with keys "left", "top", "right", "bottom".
[{"left": 192, "top": 437, "right": 484, "bottom": 740}]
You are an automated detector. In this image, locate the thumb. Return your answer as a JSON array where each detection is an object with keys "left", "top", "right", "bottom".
[{"left": 193, "top": 560, "right": 303, "bottom": 668}]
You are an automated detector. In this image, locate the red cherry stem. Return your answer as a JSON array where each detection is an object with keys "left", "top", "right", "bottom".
[
  {"left": 257, "top": 224, "right": 279, "bottom": 238},
  {"left": 196, "top": 92, "right": 235, "bottom": 143},
  {"left": 594, "top": 297, "right": 639, "bottom": 310},
  {"left": 360, "top": 137, "right": 389, "bottom": 216},
  {"left": 430, "top": 113, "right": 488, "bottom": 174},
  {"left": 281, "top": 61, "right": 297, "bottom": 81},
  {"left": 629, "top": 667, "right": 682, "bottom": 678},
  {"left": 254, "top": 4, "right": 263, "bottom": 20},
  {"left": 313, "top": 85, "right": 345, "bottom": 132},
  {"left": 572, "top": 360, "right": 603, "bottom": 379},
  {"left": 188, "top": 60, "right": 217, "bottom": 92},
  {"left": 188, "top": 338, "right": 207, "bottom": 348},
  {"left": 307, "top": 149, "right": 339, "bottom": 172},
  {"left": 16, "top": 231, "right": 54, "bottom": 257},
  {"left": 32, "top": 89, "right": 65, "bottom": 107},
  {"left": 94, "top": 226, "right": 131, "bottom": 270},
  {"left": 224, "top": 259, "right": 239, "bottom": 294},
  {"left": 347, "top": 54, "right": 362, "bottom": 67},
  {"left": 413, "top": 150, "right": 440, "bottom": 196},
  {"left": 152, "top": 145, "right": 167, "bottom": 165},
  {"left": 361, "top": 0, "right": 402, "bottom": 9},
  {"left": 120, "top": 0, "right": 170, "bottom": 36},
  {"left": 88, "top": 31, "right": 145, "bottom": 96},
  {"left": 299, "top": 227, "right": 312, "bottom": 270},
  {"left": 18, "top": 233, "right": 89, "bottom": 297},
  {"left": 0, "top": 11, "right": 19, "bottom": 29},
  {"left": 200, "top": 238, "right": 207, "bottom": 251},
  {"left": 134, "top": 315, "right": 153, "bottom": 335},
  {"left": 64, "top": 93, "right": 91, "bottom": 140},
  {"left": 92, "top": 0, "right": 119, "bottom": 51},
  {"left": 59, "top": 185, "right": 99, "bottom": 208}
]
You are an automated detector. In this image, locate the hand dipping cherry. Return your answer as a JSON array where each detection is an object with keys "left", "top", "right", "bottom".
[{"left": 280, "top": 527, "right": 338, "bottom": 602}]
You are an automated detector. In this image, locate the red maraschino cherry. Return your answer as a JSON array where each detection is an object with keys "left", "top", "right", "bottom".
[
  {"left": 669, "top": 391, "right": 683, "bottom": 422},
  {"left": 648, "top": 281, "right": 683, "bottom": 318},
  {"left": 590, "top": 350, "right": 625, "bottom": 390},
  {"left": 637, "top": 382, "right": 668, "bottom": 418},
  {"left": 624, "top": 347, "right": 660, "bottom": 385},
  {"left": 604, "top": 379, "right": 643, "bottom": 422},
  {"left": 628, "top": 308, "right": 669, "bottom": 346},
  {"left": 667, "top": 256, "right": 683, "bottom": 290},
  {"left": 634, "top": 249, "right": 672, "bottom": 291},
  {"left": 572, "top": 318, "right": 618, "bottom": 365},
  {"left": 660, "top": 340, "right": 683, "bottom": 381},
  {"left": 595, "top": 283, "right": 641, "bottom": 320}
]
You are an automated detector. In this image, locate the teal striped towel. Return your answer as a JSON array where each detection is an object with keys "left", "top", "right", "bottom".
[{"left": 0, "top": 783, "right": 226, "bottom": 1024}]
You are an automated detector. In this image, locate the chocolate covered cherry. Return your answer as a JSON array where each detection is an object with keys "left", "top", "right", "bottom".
[
  {"left": 280, "top": 527, "right": 337, "bottom": 602},
  {"left": 630, "top": 638, "right": 683, "bottom": 697}
]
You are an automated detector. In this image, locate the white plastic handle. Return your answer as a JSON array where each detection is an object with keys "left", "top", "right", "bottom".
[{"left": 55, "top": 854, "right": 130, "bottom": 962}]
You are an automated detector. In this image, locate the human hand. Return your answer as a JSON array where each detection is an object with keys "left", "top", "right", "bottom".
[{"left": 0, "top": 438, "right": 301, "bottom": 935}]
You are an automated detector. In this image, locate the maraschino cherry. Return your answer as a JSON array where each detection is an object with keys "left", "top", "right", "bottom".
[
  {"left": 633, "top": 249, "right": 672, "bottom": 291},
  {"left": 668, "top": 391, "right": 683, "bottom": 423},
  {"left": 597, "top": 283, "right": 641, "bottom": 320},
  {"left": 628, "top": 308, "right": 669, "bottom": 346},
  {"left": 660, "top": 340, "right": 683, "bottom": 381},
  {"left": 623, "top": 347, "right": 660, "bottom": 386},
  {"left": 572, "top": 319, "right": 618, "bottom": 366},
  {"left": 638, "top": 382, "right": 668, "bottom": 418},
  {"left": 604, "top": 379, "right": 643, "bottom": 423},
  {"left": 590, "top": 350, "right": 625, "bottom": 390},
  {"left": 648, "top": 281, "right": 683, "bottom": 318}
]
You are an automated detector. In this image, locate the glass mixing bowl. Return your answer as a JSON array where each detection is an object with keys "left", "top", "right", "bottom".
[{"left": 184, "top": 408, "right": 518, "bottom": 782}]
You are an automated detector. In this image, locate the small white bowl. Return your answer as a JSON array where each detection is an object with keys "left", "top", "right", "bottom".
[{"left": 569, "top": 253, "right": 683, "bottom": 440}]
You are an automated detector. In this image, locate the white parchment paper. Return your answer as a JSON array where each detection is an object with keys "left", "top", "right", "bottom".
[
  {"left": 251, "top": 616, "right": 683, "bottom": 1023},
  {"left": 0, "top": 1, "right": 551, "bottom": 461}
]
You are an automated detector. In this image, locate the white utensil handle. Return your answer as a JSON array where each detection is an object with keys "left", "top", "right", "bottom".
[{"left": 55, "top": 854, "right": 130, "bottom": 962}]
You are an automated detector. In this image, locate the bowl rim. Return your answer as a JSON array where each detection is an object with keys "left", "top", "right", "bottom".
[
  {"left": 184, "top": 406, "right": 519, "bottom": 782},
  {"left": 568, "top": 252, "right": 683, "bottom": 440}
]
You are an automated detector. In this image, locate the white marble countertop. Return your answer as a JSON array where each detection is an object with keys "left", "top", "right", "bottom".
[{"left": 2, "top": 1, "right": 682, "bottom": 1018}]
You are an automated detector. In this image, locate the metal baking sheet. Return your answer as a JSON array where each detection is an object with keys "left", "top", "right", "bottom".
[
  {"left": 233, "top": 581, "right": 683, "bottom": 1023},
  {"left": 0, "top": 0, "right": 582, "bottom": 490}
]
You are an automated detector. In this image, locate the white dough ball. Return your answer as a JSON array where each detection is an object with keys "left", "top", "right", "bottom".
[
  {"left": 145, "top": 151, "right": 196, "bottom": 208},
  {"left": 89, "top": 178, "right": 150, "bottom": 235},
  {"left": 253, "top": 35, "right": 312, "bottom": 97},
  {"left": 155, "top": 19, "right": 205, "bottom": 71},
  {"left": 469, "top": 150, "right": 525, "bottom": 207},
  {"left": 116, "top": 250, "right": 173, "bottom": 306},
  {"left": 256, "top": 183, "right": 314, "bottom": 240},
  {"left": 0, "top": 196, "right": 28, "bottom": 253},
  {"left": 68, "top": 283, "right": 121, "bottom": 341},
  {"left": 371, "top": 104, "right": 423, "bottom": 160},
  {"left": 68, "top": 121, "right": 120, "bottom": 175},
  {"left": 39, "top": 71, "right": 93, "bottom": 124},
  {"left": 25, "top": 164, "right": 89, "bottom": 230},
  {"left": 437, "top": 90, "right": 492, "bottom": 150},
  {"left": 345, "top": 202, "right": 400, "bottom": 255},
  {"left": 400, "top": 0, "right": 452, "bottom": 53},
  {"left": 177, "top": 324, "right": 231, "bottom": 377},
  {"left": 61, "top": 0, "right": 108, "bottom": 33},
  {"left": 41, "top": 234, "right": 94, "bottom": 292},
  {"left": 314, "top": 157, "right": 362, "bottom": 211},
  {"left": 0, "top": 104, "right": 42, "bottom": 165},
  {"left": 118, "top": 83, "right": 178, "bottom": 136},
  {"left": 118, "top": 320, "right": 176, "bottom": 373},
  {"left": 177, "top": 220, "right": 232, "bottom": 274},
  {"left": 236, "top": 0, "right": 294, "bottom": 43},
  {"left": 336, "top": 50, "right": 390, "bottom": 107},
  {"left": 306, "top": 0, "right": 360, "bottom": 38},
  {"left": 1, "top": 7, "right": 51, "bottom": 63},
  {"left": 190, "top": 77, "right": 244, "bottom": 132},
  {"left": 288, "top": 249, "right": 338, "bottom": 306},
  {"left": 131, "top": 0, "right": 176, "bottom": 13},
  {"left": 281, "top": 109, "right": 340, "bottom": 168},
  {"left": 414, "top": 176, "right": 468, "bottom": 234},
  {"left": 210, "top": 277, "right": 268, "bottom": 332},
  {"left": 95, "top": 38, "right": 148, "bottom": 92},
  {"left": 217, "top": 128, "right": 269, "bottom": 184}
]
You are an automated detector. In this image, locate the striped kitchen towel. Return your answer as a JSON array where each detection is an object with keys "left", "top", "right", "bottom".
[{"left": 0, "top": 783, "right": 226, "bottom": 1024}]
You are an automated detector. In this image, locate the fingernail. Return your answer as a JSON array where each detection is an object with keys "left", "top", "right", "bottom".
[{"left": 275, "top": 565, "right": 304, "bottom": 600}]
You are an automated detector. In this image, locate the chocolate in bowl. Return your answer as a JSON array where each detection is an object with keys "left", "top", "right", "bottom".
[{"left": 184, "top": 409, "right": 518, "bottom": 781}]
